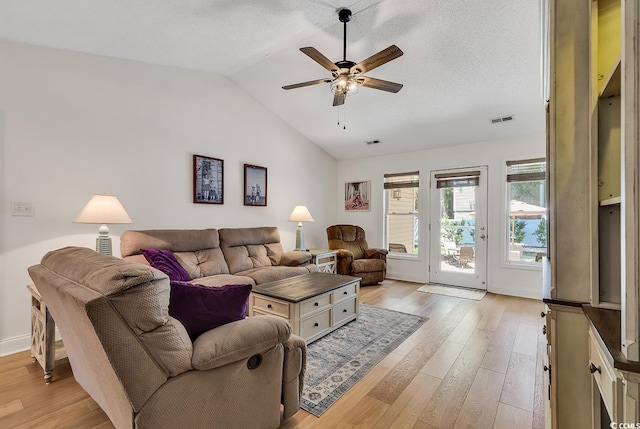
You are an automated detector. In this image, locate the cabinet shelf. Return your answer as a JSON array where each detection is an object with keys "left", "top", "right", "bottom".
[
  {"left": 600, "top": 196, "right": 621, "bottom": 206},
  {"left": 600, "top": 58, "right": 621, "bottom": 98}
]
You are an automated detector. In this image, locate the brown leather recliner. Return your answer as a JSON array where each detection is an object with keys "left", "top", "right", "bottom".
[{"left": 326, "top": 225, "right": 388, "bottom": 286}]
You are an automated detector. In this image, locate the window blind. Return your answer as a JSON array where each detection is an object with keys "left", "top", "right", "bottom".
[
  {"left": 506, "top": 158, "right": 546, "bottom": 182},
  {"left": 434, "top": 170, "right": 480, "bottom": 188},
  {"left": 383, "top": 171, "right": 419, "bottom": 189}
]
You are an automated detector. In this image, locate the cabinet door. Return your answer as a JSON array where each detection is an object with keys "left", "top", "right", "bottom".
[{"left": 548, "top": 305, "right": 591, "bottom": 429}]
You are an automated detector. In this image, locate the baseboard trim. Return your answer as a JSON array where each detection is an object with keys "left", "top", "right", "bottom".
[
  {"left": 0, "top": 333, "right": 31, "bottom": 357},
  {"left": 488, "top": 284, "right": 542, "bottom": 300},
  {"left": 386, "top": 271, "right": 427, "bottom": 284}
]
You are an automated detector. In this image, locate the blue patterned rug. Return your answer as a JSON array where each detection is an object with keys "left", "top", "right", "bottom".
[{"left": 301, "top": 304, "right": 427, "bottom": 416}]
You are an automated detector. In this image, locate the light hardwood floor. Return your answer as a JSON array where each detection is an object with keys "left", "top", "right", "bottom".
[{"left": 0, "top": 280, "right": 546, "bottom": 429}]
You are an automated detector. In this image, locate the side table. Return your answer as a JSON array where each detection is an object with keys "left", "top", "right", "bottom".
[
  {"left": 308, "top": 249, "right": 338, "bottom": 274},
  {"left": 26, "top": 284, "right": 67, "bottom": 384}
]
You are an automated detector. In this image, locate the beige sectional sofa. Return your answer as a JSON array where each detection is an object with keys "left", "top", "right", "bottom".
[{"left": 120, "top": 226, "right": 319, "bottom": 286}]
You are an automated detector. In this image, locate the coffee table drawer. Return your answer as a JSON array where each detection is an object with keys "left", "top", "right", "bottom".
[
  {"left": 252, "top": 295, "right": 290, "bottom": 318},
  {"left": 300, "top": 293, "right": 331, "bottom": 318},
  {"left": 332, "top": 282, "right": 358, "bottom": 302},
  {"left": 300, "top": 310, "right": 331, "bottom": 339},
  {"left": 333, "top": 297, "right": 357, "bottom": 324}
]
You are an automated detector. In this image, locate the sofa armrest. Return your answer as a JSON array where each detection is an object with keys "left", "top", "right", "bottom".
[
  {"left": 365, "top": 248, "right": 388, "bottom": 261},
  {"left": 333, "top": 249, "right": 354, "bottom": 276},
  {"left": 335, "top": 248, "right": 354, "bottom": 260},
  {"left": 192, "top": 315, "right": 291, "bottom": 371},
  {"left": 280, "top": 251, "right": 312, "bottom": 267},
  {"left": 282, "top": 334, "right": 306, "bottom": 420}
]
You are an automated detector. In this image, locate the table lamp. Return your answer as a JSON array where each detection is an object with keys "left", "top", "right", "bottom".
[
  {"left": 74, "top": 194, "right": 133, "bottom": 255},
  {"left": 288, "top": 205, "right": 314, "bottom": 251}
]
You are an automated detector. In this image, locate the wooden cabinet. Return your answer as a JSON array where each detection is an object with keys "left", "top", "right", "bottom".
[
  {"left": 545, "top": 0, "right": 640, "bottom": 426},
  {"left": 594, "top": 0, "right": 623, "bottom": 310}
]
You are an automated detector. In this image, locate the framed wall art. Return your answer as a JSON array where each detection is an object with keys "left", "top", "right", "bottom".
[
  {"left": 193, "top": 154, "right": 223, "bottom": 204},
  {"left": 345, "top": 180, "right": 371, "bottom": 211},
  {"left": 244, "top": 164, "right": 267, "bottom": 206}
]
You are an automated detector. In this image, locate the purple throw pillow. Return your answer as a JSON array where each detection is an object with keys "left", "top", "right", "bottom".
[
  {"left": 169, "top": 281, "right": 252, "bottom": 340},
  {"left": 141, "top": 249, "right": 191, "bottom": 282}
]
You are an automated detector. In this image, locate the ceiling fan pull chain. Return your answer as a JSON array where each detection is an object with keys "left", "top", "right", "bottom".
[{"left": 343, "top": 106, "right": 347, "bottom": 130}]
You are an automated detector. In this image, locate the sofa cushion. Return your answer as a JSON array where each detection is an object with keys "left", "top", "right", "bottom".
[
  {"left": 351, "top": 258, "right": 386, "bottom": 273},
  {"left": 236, "top": 265, "right": 319, "bottom": 285},
  {"left": 169, "top": 281, "right": 252, "bottom": 340},
  {"left": 219, "top": 227, "right": 284, "bottom": 273},
  {"left": 141, "top": 249, "right": 191, "bottom": 282},
  {"left": 192, "top": 274, "right": 256, "bottom": 287},
  {"left": 121, "top": 229, "right": 230, "bottom": 279}
]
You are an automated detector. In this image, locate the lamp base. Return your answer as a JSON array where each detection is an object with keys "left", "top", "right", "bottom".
[
  {"left": 294, "top": 224, "right": 306, "bottom": 251},
  {"left": 96, "top": 236, "right": 112, "bottom": 255},
  {"left": 96, "top": 224, "right": 112, "bottom": 255}
]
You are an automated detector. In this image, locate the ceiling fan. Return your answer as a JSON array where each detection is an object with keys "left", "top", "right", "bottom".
[{"left": 282, "top": 8, "right": 404, "bottom": 107}]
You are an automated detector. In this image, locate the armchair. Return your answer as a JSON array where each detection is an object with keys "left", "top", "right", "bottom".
[
  {"left": 326, "top": 224, "right": 388, "bottom": 286},
  {"left": 27, "top": 247, "right": 305, "bottom": 429}
]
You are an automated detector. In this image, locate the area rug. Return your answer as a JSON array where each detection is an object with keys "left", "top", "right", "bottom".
[
  {"left": 417, "top": 284, "right": 486, "bottom": 300},
  {"left": 301, "top": 304, "right": 427, "bottom": 416}
]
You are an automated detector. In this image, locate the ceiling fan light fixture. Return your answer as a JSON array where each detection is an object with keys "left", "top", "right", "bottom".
[
  {"left": 331, "top": 74, "right": 360, "bottom": 96},
  {"left": 282, "top": 8, "right": 403, "bottom": 107}
]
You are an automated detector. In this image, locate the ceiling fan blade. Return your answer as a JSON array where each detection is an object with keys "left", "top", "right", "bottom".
[
  {"left": 300, "top": 47, "right": 337, "bottom": 72},
  {"left": 351, "top": 45, "right": 404, "bottom": 74},
  {"left": 360, "top": 76, "right": 403, "bottom": 93},
  {"left": 333, "top": 93, "right": 346, "bottom": 106},
  {"left": 282, "top": 78, "right": 331, "bottom": 90}
]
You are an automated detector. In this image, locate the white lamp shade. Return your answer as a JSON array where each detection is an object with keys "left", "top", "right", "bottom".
[
  {"left": 74, "top": 194, "right": 133, "bottom": 224},
  {"left": 288, "top": 206, "right": 314, "bottom": 223}
]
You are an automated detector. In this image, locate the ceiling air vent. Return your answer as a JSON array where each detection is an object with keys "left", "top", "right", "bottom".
[
  {"left": 365, "top": 140, "right": 381, "bottom": 145},
  {"left": 490, "top": 114, "right": 515, "bottom": 124}
]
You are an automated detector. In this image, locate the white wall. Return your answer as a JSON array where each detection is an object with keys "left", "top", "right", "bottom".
[
  {"left": 0, "top": 41, "right": 337, "bottom": 356},
  {"left": 335, "top": 134, "right": 545, "bottom": 298}
]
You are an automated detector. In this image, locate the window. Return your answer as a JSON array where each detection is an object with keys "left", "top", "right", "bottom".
[
  {"left": 506, "top": 158, "right": 547, "bottom": 265},
  {"left": 384, "top": 172, "right": 419, "bottom": 255}
]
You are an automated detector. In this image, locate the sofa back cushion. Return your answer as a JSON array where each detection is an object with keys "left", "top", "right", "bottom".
[
  {"left": 121, "top": 229, "right": 230, "bottom": 279},
  {"left": 327, "top": 224, "right": 369, "bottom": 260},
  {"left": 219, "top": 227, "right": 284, "bottom": 274}
]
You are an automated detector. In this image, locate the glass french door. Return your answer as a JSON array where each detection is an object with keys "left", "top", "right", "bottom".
[{"left": 429, "top": 166, "right": 487, "bottom": 290}]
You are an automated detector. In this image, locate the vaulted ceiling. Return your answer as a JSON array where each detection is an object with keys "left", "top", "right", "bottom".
[{"left": 0, "top": 0, "right": 545, "bottom": 160}]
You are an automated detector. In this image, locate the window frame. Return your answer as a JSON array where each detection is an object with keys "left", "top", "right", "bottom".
[
  {"left": 384, "top": 171, "right": 420, "bottom": 258},
  {"left": 505, "top": 158, "right": 547, "bottom": 268}
]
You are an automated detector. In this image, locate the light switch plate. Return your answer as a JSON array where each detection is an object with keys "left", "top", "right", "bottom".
[{"left": 12, "top": 201, "right": 34, "bottom": 216}]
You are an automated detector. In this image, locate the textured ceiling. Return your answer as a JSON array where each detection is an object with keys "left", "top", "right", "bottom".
[{"left": 0, "top": 0, "right": 545, "bottom": 160}]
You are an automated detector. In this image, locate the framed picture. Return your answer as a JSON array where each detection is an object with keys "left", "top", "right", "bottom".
[
  {"left": 193, "top": 154, "right": 223, "bottom": 204},
  {"left": 244, "top": 164, "right": 267, "bottom": 206},
  {"left": 345, "top": 180, "right": 371, "bottom": 211}
]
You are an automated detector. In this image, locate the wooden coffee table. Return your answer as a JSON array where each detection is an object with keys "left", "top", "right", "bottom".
[{"left": 248, "top": 272, "right": 360, "bottom": 344}]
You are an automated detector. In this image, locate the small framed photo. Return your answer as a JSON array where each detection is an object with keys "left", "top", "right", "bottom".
[
  {"left": 345, "top": 180, "right": 371, "bottom": 211},
  {"left": 193, "top": 154, "right": 223, "bottom": 204},
  {"left": 244, "top": 164, "right": 267, "bottom": 206}
]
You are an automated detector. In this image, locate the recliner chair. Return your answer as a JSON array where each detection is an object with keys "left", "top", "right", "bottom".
[
  {"left": 28, "top": 246, "right": 305, "bottom": 429},
  {"left": 326, "top": 224, "right": 388, "bottom": 286}
]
